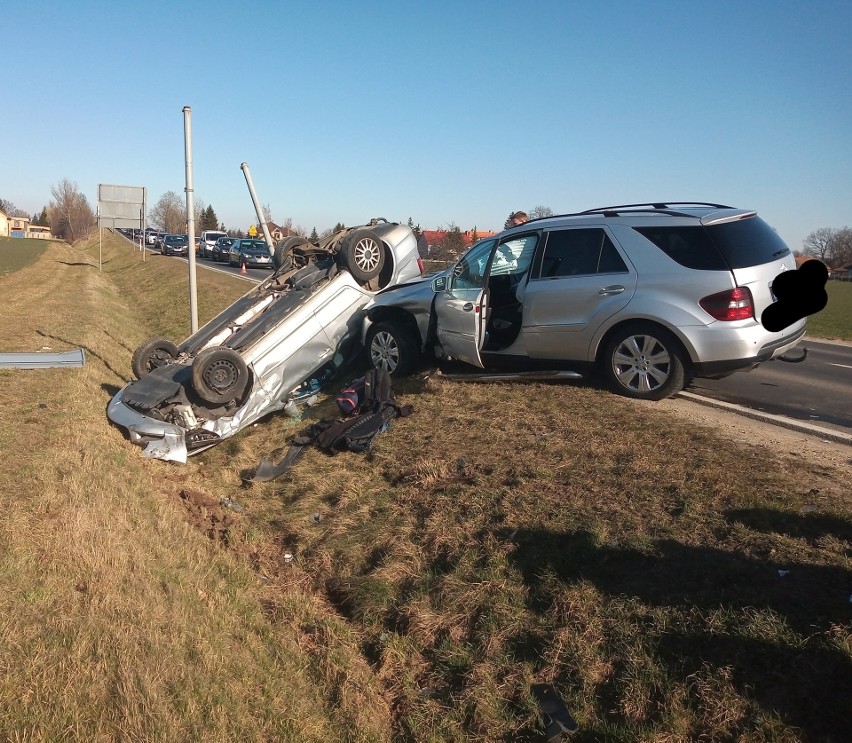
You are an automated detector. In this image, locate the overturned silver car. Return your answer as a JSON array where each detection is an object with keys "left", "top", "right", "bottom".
[{"left": 108, "top": 220, "right": 422, "bottom": 462}]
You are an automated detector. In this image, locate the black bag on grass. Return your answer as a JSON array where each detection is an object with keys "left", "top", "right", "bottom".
[{"left": 247, "top": 368, "right": 412, "bottom": 482}]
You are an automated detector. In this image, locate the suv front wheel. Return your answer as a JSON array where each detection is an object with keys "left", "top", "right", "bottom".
[
  {"left": 602, "top": 324, "right": 688, "bottom": 400},
  {"left": 366, "top": 321, "right": 420, "bottom": 377}
]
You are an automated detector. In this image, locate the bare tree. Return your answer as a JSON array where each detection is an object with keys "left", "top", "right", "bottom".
[
  {"left": 48, "top": 179, "right": 95, "bottom": 243},
  {"left": 802, "top": 227, "right": 835, "bottom": 262},
  {"left": 148, "top": 191, "right": 187, "bottom": 233},
  {"left": 802, "top": 227, "right": 852, "bottom": 267},
  {"left": 529, "top": 205, "right": 554, "bottom": 220},
  {"left": 0, "top": 198, "right": 29, "bottom": 218},
  {"left": 829, "top": 227, "right": 852, "bottom": 267}
]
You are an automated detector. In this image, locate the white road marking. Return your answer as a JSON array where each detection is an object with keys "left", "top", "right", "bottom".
[{"left": 827, "top": 363, "right": 852, "bottom": 369}]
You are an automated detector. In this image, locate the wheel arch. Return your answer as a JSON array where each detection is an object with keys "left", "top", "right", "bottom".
[
  {"left": 593, "top": 317, "right": 696, "bottom": 373},
  {"left": 365, "top": 306, "right": 423, "bottom": 349}
]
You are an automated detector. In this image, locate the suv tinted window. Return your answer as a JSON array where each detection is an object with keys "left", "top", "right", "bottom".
[
  {"left": 634, "top": 226, "right": 727, "bottom": 270},
  {"left": 705, "top": 216, "right": 791, "bottom": 269},
  {"left": 537, "top": 228, "right": 628, "bottom": 278},
  {"left": 635, "top": 216, "right": 791, "bottom": 271}
]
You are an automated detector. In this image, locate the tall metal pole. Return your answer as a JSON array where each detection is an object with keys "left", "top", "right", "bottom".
[
  {"left": 183, "top": 106, "right": 199, "bottom": 333},
  {"left": 141, "top": 187, "right": 147, "bottom": 262},
  {"left": 240, "top": 162, "right": 274, "bottom": 251}
]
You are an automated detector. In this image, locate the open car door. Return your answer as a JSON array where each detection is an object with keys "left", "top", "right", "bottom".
[{"left": 433, "top": 238, "right": 497, "bottom": 368}]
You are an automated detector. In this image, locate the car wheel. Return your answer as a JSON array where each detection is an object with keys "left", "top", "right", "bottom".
[
  {"left": 366, "top": 321, "right": 420, "bottom": 377},
  {"left": 274, "top": 236, "right": 309, "bottom": 271},
  {"left": 131, "top": 337, "right": 179, "bottom": 379},
  {"left": 337, "top": 229, "right": 385, "bottom": 285},
  {"left": 602, "top": 324, "right": 687, "bottom": 400},
  {"left": 191, "top": 346, "right": 250, "bottom": 405}
]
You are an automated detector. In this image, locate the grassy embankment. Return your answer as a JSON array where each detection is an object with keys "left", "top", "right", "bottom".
[
  {"left": 805, "top": 280, "right": 852, "bottom": 341},
  {"left": 0, "top": 233, "right": 849, "bottom": 741}
]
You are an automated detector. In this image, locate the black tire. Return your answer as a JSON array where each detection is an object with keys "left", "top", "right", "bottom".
[
  {"left": 131, "top": 338, "right": 179, "bottom": 379},
  {"left": 274, "top": 236, "right": 309, "bottom": 271},
  {"left": 337, "top": 229, "right": 385, "bottom": 285},
  {"left": 191, "top": 346, "right": 250, "bottom": 405},
  {"left": 602, "top": 324, "right": 688, "bottom": 400},
  {"left": 365, "top": 321, "right": 420, "bottom": 377}
]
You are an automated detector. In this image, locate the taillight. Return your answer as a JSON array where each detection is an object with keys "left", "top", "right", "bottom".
[
  {"left": 699, "top": 287, "right": 754, "bottom": 321},
  {"left": 417, "top": 257, "right": 424, "bottom": 274}
]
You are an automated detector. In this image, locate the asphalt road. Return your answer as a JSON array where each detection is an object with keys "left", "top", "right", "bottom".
[{"left": 687, "top": 339, "right": 852, "bottom": 434}]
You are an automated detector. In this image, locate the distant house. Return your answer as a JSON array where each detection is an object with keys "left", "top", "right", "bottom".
[
  {"left": 264, "top": 221, "right": 296, "bottom": 243},
  {"left": 0, "top": 206, "right": 8, "bottom": 237},
  {"left": 27, "top": 225, "right": 53, "bottom": 239},
  {"left": 420, "top": 228, "right": 498, "bottom": 256},
  {"left": 8, "top": 214, "right": 30, "bottom": 238}
]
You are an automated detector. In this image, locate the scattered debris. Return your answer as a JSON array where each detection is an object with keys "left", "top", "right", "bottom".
[
  {"left": 778, "top": 569, "right": 790, "bottom": 577},
  {"left": 532, "top": 684, "right": 578, "bottom": 740},
  {"left": 309, "top": 513, "right": 322, "bottom": 524},
  {"left": 245, "top": 368, "right": 413, "bottom": 483},
  {"left": 220, "top": 498, "right": 244, "bottom": 513}
]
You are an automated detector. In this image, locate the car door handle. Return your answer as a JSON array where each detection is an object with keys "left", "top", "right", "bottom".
[
  {"left": 462, "top": 302, "right": 474, "bottom": 311},
  {"left": 598, "top": 285, "right": 625, "bottom": 295}
]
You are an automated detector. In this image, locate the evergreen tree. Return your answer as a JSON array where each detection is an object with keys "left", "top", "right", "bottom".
[{"left": 310, "top": 226, "right": 319, "bottom": 242}]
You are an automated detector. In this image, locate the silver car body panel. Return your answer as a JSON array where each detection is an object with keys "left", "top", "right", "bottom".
[{"left": 109, "top": 222, "right": 422, "bottom": 462}]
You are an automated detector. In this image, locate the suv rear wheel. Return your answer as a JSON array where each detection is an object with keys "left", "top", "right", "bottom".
[{"left": 602, "top": 324, "right": 687, "bottom": 400}]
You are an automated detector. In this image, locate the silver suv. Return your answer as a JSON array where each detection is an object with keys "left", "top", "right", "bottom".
[{"left": 362, "top": 202, "right": 806, "bottom": 400}]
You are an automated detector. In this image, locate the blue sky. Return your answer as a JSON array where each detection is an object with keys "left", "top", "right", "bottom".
[{"left": 3, "top": 0, "right": 850, "bottom": 250}]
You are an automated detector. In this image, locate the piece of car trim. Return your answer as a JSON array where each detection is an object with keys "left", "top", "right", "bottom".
[
  {"left": 439, "top": 369, "right": 581, "bottom": 382},
  {"left": 0, "top": 349, "right": 86, "bottom": 369}
]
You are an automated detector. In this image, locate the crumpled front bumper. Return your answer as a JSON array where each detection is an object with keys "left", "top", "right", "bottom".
[{"left": 107, "top": 386, "right": 190, "bottom": 463}]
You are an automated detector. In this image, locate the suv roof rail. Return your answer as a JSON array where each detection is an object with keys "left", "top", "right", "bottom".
[{"left": 579, "top": 202, "right": 734, "bottom": 218}]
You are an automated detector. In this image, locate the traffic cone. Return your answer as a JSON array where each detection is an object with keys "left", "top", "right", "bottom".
[{"left": 240, "top": 260, "right": 247, "bottom": 274}]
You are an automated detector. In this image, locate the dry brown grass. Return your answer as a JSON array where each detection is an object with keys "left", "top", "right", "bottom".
[
  {"left": 0, "top": 233, "right": 849, "bottom": 741},
  {"left": 0, "top": 235, "right": 392, "bottom": 741}
]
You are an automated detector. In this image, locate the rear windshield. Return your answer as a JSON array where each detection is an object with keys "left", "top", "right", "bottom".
[
  {"left": 705, "top": 216, "right": 791, "bottom": 269},
  {"left": 634, "top": 216, "right": 790, "bottom": 271}
]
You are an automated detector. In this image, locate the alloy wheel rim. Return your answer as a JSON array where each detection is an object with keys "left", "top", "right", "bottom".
[
  {"left": 371, "top": 332, "right": 399, "bottom": 372},
  {"left": 354, "top": 238, "right": 381, "bottom": 272},
  {"left": 612, "top": 334, "right": 671, "bottom": 393}
]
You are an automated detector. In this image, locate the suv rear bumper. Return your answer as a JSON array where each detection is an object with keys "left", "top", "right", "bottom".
[{"left": 692, "top": 324, "right": 806, "bottom": 378}]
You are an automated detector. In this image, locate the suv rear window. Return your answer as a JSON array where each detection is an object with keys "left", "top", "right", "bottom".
[
  {"left": 635, "top": 216, "right": 790, "bottom": 271},
  {"left": 705, "top": 216, "right": 791, "bottom": 269}
]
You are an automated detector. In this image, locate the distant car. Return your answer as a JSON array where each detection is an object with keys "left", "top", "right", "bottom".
[
  {"left": 107, "top": 219, "right": 423, "bottom": 461},
  {"left": 362, "top": 202, "right": 806, "bottom": 400},
  {"left": 199, "top": 230, "right": 228, "bottom": 260},
  {"left": 212, "top": 236, "right": 235, "bottom": 262},
  {"left": 161, "top": 234, "right": 189, "bottom": 256},
  {"left": 228, "top": 239, "right": 273, "bottom": 268},
  {"left": 145, "top": 229, "right": 160, "bottom": 246}
]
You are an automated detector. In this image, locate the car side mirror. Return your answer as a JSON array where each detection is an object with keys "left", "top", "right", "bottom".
[{"left": 432, "top": 275, "right": 447, "bottom": 292}]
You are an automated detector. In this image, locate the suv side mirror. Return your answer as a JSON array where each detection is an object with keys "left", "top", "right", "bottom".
[{"left": 432, "top": 275, "right": 447, "bottom": 292}]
